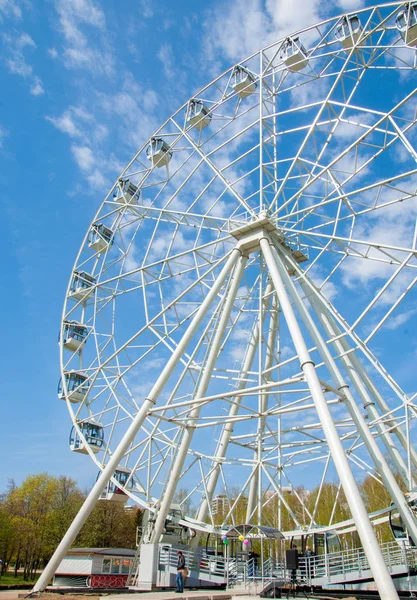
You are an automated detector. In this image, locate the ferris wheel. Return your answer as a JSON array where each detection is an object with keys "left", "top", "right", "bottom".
[{"left": 38, "top": 2, "right": 417, "bottom": 596}]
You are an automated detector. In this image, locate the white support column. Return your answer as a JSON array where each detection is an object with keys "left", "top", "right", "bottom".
[
  {"left": 194, "top": 293, "right": 265, "bottom": 531},
  {"left": 32, "top": 247, "right": 241, "bottom": 594},
  {"left": 299, "top": 279, "right": 417, "bottom": 472},
  {"left": 299, "top": 279, "right": 415, "bottom": 481},
  {"left": 277, "top": 247, "right": 417, "bottom": 547},
  {"left": 149, "top": 253, "right": 247, "bottom": 544},
  {"left": 259, "top": 235, "right": 399, "bottom": 600},
  {"left": 246, "top": 291, "right": 278, "bottom": 524}
]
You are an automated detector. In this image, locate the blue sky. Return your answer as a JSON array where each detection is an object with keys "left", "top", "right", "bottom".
[{"left": 1, "top": 0, "right": 413, "bottom": 497}]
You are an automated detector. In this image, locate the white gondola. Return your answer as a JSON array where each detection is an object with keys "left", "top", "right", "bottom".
[
  {"left": 396, "top": 3, "right": 417, "bottom": 46},
  {"left": 280, "top": 37, "right": 309, "bottom": 72},
  {"left": 69, "top": 271, "right": 96, "bottom": 300},
  {"left": 113, "top": 179, "right": 140, "bottom": 205},
  {"left": 146, "top": 138, "right": 173, "bottom": 167},
  {"left": 231, "top": 65, "right": 257, "bottom": 98},
  {"left": 186, "top": 99, "right": 212, "bottom": 130},
  {"left": 70, "top": 420, "right": 104, "bottom": 454},
  {"left": 335, "top": 15, "right": 362, "bottom": 49},
  {"left": 100, "top": 467, "right": 132, "bottom": 503},
  {"left": 88, "top": 223, "right": 114, "bottom": 253},
  {"left": 58, "top": 371, "right": 89, "bottom": 403},
  {"left": 62, "top": 321, "right": 88, "bottom": 352}
]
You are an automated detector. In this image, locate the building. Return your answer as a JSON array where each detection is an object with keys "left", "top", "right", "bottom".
[
  {"left": 212, "top": 494, "right": 228, "bottom": 516},
  {"left": 53, "top": 547, "right": 136, "bottom": 589}
]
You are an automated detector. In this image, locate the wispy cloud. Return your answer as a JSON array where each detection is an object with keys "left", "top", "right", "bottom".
[
  {"left": 385, "top": 308, "right": 417, "bottom": 331},
  {"left": 0, "top": 0, "right": 23, "bottom": 20},
  {"left": 203, "top": 0, "right": 325, "bottom": 68},
  {"left": 47, "top": 103, "right": 123, "bottom": 190},
  {"left": 53, "top": 0, "right": 114, "bottom": 75},
  {"left": 202, "top": 0, "right": 365, "bottom": 74},
  {"left": 2, "top": 31, "right": 44, "bottom": 96},
  {"left": 157, "top": 43, "right": 174, "bottom": 79},
  {"left": 337, "top": 0, "right": 365, "bottom": 8},
  {"left": 71, "top": 145, "right": 95, "bottom": 171},
  {"left": 0, "top": 124, "right": 8, "bottom": 148},
  {"left": 139, "top": 0, "right": 154, "bottom": 19},
  {"left": 46, "top": 105, "right": 108, "bottom": 142},
  {"left": 46, "top": 109, "right": 83, "bottom": 138}
]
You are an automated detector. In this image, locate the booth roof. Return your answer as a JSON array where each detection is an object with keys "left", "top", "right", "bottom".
[
  {"left": 225, "top": 524, "right": 284, "bottom": 540},
  {"left": 67, "top": 548, "right": 137, "bottom": 556}
]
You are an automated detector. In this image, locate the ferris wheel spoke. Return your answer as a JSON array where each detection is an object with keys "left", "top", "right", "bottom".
[
  {"left": 271, "top": 50, "right": 368, "bottom": 213},
  {"left": 277, "top": 87, "right": 417, "bottom": 221},
  {"left": 170, "top": 118, "right": 257, "bottom": 217}
]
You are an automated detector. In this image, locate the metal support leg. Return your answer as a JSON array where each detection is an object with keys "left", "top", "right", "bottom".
[
  {"left": 277, "top": 246, "right": 417, "bottom": 547},
  {"left": 149, "top": 252, "right": 247, "bottom": 543},
  {"left": 246, "top": 291, "right": 278, "bottom": 523},
  {"left": 301, "top": 280, "right": 412, "bottom": 484},
  {"left": 259, "top": 235, "right": 399, "bottom": 600},
  {"left": 299, "top": 279, "right": 417, "bottom": 473},
  {"left": 194, "top": 289, "right": 267, "bottom": 534},
  {"left": 31, "top": 247, "right": 241, "bottom": 594}
]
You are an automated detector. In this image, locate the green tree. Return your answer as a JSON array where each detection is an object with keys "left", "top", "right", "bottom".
[
  {"left": 77, "top": 501, "right": 138, "bottom": 548},
  {"left": 6, "top": 474, "right": 61, "bottom": 579},
  {"left": 360, "top": 474, "right": 393, "bottom": 544}
]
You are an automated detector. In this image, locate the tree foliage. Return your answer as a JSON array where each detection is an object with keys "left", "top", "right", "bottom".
[
  {"left": 0, "top": 474, "right": 138, "bottom": 580},
  {"left": 0, "top": 469, "right": 405, "bottom": 580}
]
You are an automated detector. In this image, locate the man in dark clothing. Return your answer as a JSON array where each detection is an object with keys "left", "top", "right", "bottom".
[
  {"left": 176, "top": 551, "right": 186, "bottom": 593},
  {"left": 303, "top": 545, "right": 315, "bottom": 581},
  {"left": 248, "top": 550, "right": 259, "bottom": 578}
]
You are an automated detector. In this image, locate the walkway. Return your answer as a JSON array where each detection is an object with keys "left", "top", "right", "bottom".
[{"left": 104, "top": 592, "right": 248, "bottom": 600}]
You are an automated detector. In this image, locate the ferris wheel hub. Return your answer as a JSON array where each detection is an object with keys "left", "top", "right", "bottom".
[
  {"left": 230, "top": 214, "right": 308, "bottom": 268},
  {"left": 230, "top": 213, "right": 282, "bottom": 253}
]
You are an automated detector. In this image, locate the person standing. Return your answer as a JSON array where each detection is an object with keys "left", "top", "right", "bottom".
[
  {"left": 303, "top": 545, "right": 315, "bottom": 581},
  {"left": 247, "top": 550, "right": 259, "bottom": 579},
  {"left": 176, "top": 551, "right": 186, "bottom": 593}
]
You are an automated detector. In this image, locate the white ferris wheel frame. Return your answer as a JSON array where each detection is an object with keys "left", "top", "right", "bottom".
[{"left": 35, "top": 4, "right": 417, "bottom": 598}]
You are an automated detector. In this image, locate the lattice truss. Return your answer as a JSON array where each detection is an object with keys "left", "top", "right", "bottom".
[{"left": 60, "top": 2, "right": 417, "bottom": 537}]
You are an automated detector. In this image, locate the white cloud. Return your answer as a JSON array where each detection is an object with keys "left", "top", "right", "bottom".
[
  {"left": 340, "top": 215, "right": 417, "bottom": 291},
  {"left": 54, "top": 0, "right": 114, "bottom": 75},
  {"left": 97, "top": 74, "right": 160, "bottom": 150},
  {"left": 157, "top": 43, "right": 174, "bottom": 79},
  {"left": 0, "top": 0, "right": 22, "bottom": 20},
  {"left": 2, "top": 31, "right": 45, "bottom": 96},
  {"left": 30, "top": 75, "right": 44, "bottom": 96},
  {"left": 46, "top": 81, "right": 153, "bottom": 191},
  {"left": 56, "top": 0, "right": 105, "bottom": 44},
  {"left": 71, "top": 145, "right": 110, "bottom": 190},
  {"left": 87, "top": 169, "right": 107, "bottom": 189},
  {"left": 71, "top": 145, "right": 95, "bottom": 171},
  {"left": 0, "top": 124, "right": 8, "bottom": 148},
  {"left": 229, "top": 344, "right": 246, "bottom": 362},
  {"left": 337, "top": 0, "right": 365, "bottom": 9},
  {"left": 385, "top": 308, "right": 417, "bottom": 331},
  {"left": 47, "top": 110, "right": 82, "bottom": 138},
  {"left": 203, "top": 0, "right": 324, "bottom": 66},
  {"left": 306, "top": 266, "right": 339, "bottom": 303},
  {"left": 139, "top": 0, "right": 153, "bottom": 19},
  {"left": 48, "top": 47, "right": 58, "bottom": 59},
  {"left": 204, "top": 0, "right": 269, "bottom": 64},
  {"left": 265, "top": 0, "right": 323, "bottom": 38}
]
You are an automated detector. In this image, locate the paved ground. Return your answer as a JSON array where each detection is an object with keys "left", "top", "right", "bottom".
[
  {"left": 103, "top": 592, "right": 248, "bottom": 600},
  {"left": 0, "top": 589, "right": 251, "bottom": 600},
  {"left": 0, "top": 590, "right": 249, "bottom": 600},
  {"left": 0, "top": 592, "right": 30, "bottom": 600}
]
